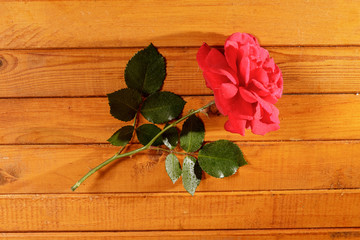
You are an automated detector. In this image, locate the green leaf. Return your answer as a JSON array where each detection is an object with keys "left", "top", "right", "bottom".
[
  {"left": 162, "top": 124, "right": 179, "bottom": 149},
  {"left": 182, "top": 156, "right": 202, "bottom": 196},
  {"left": 165, "top": 154, "right": 182, "bottom": 184},
  {"left": 107, "top": 88, "right": 142, "bottom": 122},
  {"left": 180, "top": 115, "right": 205, "bottom": 152},
  {"left": 141, "top": 91, "right": 186, "bottom": 124},
  {"left": 136, "top": 124, "right": 163, "bottom": 146},
  {"left": 198, "top": 140, "right": 247, "bottom": 178},
  {"left": 125, "top": 43, "right": 166, "bottom": 96},
  {"left": 107, "top": 125, "right": 134, "bottom": 146}
]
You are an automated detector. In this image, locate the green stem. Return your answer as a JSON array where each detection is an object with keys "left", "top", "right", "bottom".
[
  {"left": 71, "top": 100, "right": 215, "bottom": 191},
  {"left": 71, "top": 145, "right": 127, "bottom": 191},
  {"left": 150, "top": 146, "right": 194, "bottom": 156}
]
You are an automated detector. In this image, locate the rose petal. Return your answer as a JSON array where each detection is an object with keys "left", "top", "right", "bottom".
[
  {"left": 206, "top": 49, "right": 238, "bottom": 85},
  {"left": 253, "top": 103, "right": 262, "bottom": 119},
  {"left": 239, "top": 87, "right": 257, "bottom": 103},
  {"left": 203, "top": 71, "right": 230, "bottom": 91},
  {"left": 253, "top": 68, "right": 269, "bottom": 86},
  {"left": 213, "top": 93, "right": 226, "bottom": 116},
  {"left": 229, "top": 94, "right": 254, "bottom": 120},
  {"left": 238, "top": 44, "right": 250, "bottom": 59},
  {"left": 255, "top": 95, "right": 273, "bottom": 114},
  {"left": 226, "top": 32, "right": 259, "bottom": 46},
  {"left": 250, "top": 118, "right": 280, "bottom": 135},
  {"left": 263, "top": 58, "right": 275, "bottom": 71},
  {"left": 274, "top": 87, "right": 283, "bottom": 99},
  {"left": 221, "top": 83, "right": 238, "bottom": 99},
  {"left": 224, "top": 118, "right": 247, "bottom": 136},
  {"left": 196, "top": 43, "right": 211, "bottom": 70},
  {"left": 203, "top": 72, "right": 213, "bottom": 90},
  {"left": 254, "top": 102, "right": 280, "bottom": 124},
  {"left": 258, "top": 47, "right": 269, "bottom": 64},
  {"left": 249, "top": 79, "right": 270, "bottom": 97},
  {"left": 268, "top": 105, "right": 280, "bottom": 124},
  {"left": 224, "top": 44, "right": 238, "bottom": 73},
  {"left": 262, "top": 94, "right": 278, "bottom": 104},
  {"left": 250, "top": 104, "right": 280, "bottom": 135},
  {"left": 240, "top": 57, "right": 250, "bottom": 85},
  {"left": 213, "top": 88, "right": 233, "bottom": 115}
]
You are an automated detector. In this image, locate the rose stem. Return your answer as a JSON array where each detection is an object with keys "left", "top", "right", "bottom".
[
  {"left": 71, "top": 101, "right": 215, "bottom": 191},
  {"left": 149, "top": 146, "right": 195, "bottom": 157}
]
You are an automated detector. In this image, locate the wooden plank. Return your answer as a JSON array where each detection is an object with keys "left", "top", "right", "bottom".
[
  {"left": 1, "top": 1, "right": 360, "bottom": 49},
  {"left": 0, "top": 95, "right": 359, "bottom": 144},
  {"left": 0, "top": 190, "right": 360, "bottom": 231},
  {"left": 0, "top": 47, "right": 359, "bottom": 97},
  {"left": 2, "top": 229, "right": 360, "bottom": 240},
  {"left": 0, "top": 141, "right": 359, "bottom": 193}
]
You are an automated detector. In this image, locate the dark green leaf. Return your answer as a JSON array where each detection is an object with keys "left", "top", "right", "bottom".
[
  {"left": 141, "top": 91, "right": 186, "bottom": 124},
  {"left": 107, "top": 88, "right": 142, "bottom": 122},
  {"left": 165, "top": 153, "right": 182, "bottom": 184},
  {"left": 198, "top": 140, "right": 247, "bottom": 178},
  {"left": 125, "top": 43, "right": 166, "bottom": 95},
  {"left": 107, "top": 125, "right": 134, "bottom": 146},
  {"left": 162, "top": 124, "right": 179, "bottom": 149},
  {"left": 180, "top": 115, "right": 205, "bottom": 152},
  {"left": 182, "top": 156, "right": 202, "bottom": 196},
  {"left": 136, "top": 124, "right": 163, "bottom": 146}
]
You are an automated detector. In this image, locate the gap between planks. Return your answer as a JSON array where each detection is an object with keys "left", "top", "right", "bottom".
[
  {"left": 3, "top": 44, "right": 360, "bottom": 51},
  {"left": 2, "top": 227, "right": 360, "bottom": 233},
  {"left": 0, "top": 138, "right": 360, "bottom": 145},
  {"left": 0, "top": 92, "right": 358, "bottom": 100},
  {"left": 1, "top": 188, "right": 359, "bottom": 196}
]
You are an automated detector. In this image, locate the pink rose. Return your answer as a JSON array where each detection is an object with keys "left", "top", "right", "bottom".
[{"left": 197, "top": 33, "right": 283, "bottom": 136}]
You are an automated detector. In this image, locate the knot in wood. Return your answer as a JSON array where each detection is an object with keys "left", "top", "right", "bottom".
[{"left": 0, "top": 55, "right": 7, "bottom": 70}]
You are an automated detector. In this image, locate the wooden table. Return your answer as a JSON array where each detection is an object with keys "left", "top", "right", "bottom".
[{"left": 1, "top": 1, "right": 360, "bottom": 239}]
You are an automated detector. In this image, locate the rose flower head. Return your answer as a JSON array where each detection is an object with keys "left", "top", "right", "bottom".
[{"left": 197, "top": 33, "right": 283, "bottom": 136}]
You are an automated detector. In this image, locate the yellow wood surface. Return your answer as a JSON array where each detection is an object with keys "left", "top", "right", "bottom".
[
  {"left": 1, "top": 0, "right": 360, "bottom": 238},
  {"left": 0, "top": 141, "right": 359, "bottom": 193},
  {"left": 0, "top": 95, "right": 359, "bottom": 144},
  {"left": 0, "top": 47, "right": 359, "bottom": 97},
  {"left": 1, "top": 0, "right": 360, "bottom": 48},
  {"left": 2, "top": 229, "right": 360, "bottom": 240},
  {"left": 1, "top": 190, "right": 360, "bottom": 231}
]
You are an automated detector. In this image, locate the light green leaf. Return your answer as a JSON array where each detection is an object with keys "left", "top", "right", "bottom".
[
  {"left": 165, "top": 154, "right": 182, "bottom": 184},
  {"left": 125, "top": 43, "right": 166, "bottom": 96},
  {"left": 162, "top": 124, "right": 179, "bottom": 150},
  {"left": 141, "top": 91, "right": 186, "bottom": 124},
  {"left": 180, "top": 115, "right": 205, "bottom": 152},
  {"left": 136, "top": 124, "right": 163, "bottom": 146},
  {"left": 182, "top": 156, "right": 202, "bottom": 196},
  {"left": 107, "top": 125, "right": 134, "bottom": 146},
  {"left": 107, "top": 88, "right": 142, "bottom": 122},
  {"left": 198, "top": 140, "right": 247, "bottom": 178}
]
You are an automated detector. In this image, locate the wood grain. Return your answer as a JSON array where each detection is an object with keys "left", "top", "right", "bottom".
[
  {"left": 0, "top": 47, "right": 359, "bottom": 97},
  {"left": 1, "top": 0, "right": 360, "bottom": 49},
  {"left": 1, "top": 0, "right": 359, "bottom": 236},
  {"left": 0, "top": 141, "right": 359, "bottom": 193},
  {"left": 0, "top": 95, "right": 359, "bottom": 144},
  {"left": 1, "top": 190, "right": 360, "bottom": 231},
  {"left": 2, "top": 229, "right": 360, "bottom": 240}
]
